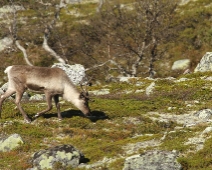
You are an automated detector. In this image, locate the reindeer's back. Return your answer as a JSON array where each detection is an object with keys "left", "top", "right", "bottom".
[{"left": 6, "top": 65, "right": 72, "bottom": 91}]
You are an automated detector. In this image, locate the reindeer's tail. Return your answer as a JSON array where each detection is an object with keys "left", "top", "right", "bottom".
[{"left": 4, "top": 66, "right": 13, "bottom": 74}]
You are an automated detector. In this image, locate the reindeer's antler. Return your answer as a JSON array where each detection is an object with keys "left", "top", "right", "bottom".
[{"left": 80, "top": 76, "right": 93, "bottom": 100}]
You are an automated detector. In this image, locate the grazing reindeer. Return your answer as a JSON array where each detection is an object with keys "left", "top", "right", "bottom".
[{"left": 0, "top": 65, "right": 91, "bottom": 123}]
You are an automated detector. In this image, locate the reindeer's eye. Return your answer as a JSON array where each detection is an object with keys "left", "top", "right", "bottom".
[{"left": 79, "top": 92, "right": 84, "bottom": 99}]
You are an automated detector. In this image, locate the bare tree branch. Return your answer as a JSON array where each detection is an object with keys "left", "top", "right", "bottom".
[
  {"left": 85, "top": 60, "right": 110, "bottom": 71},
  {"left": 42, "top": 34, "right": 66, "bottom": 64},
  {"left": 15, "top": 40, "right": 33, "bottom": 66},
  {"left": 6, "top": 0, "right": 33, "bottom": 66},
  {"left": 96, "top": 0, "right": 105, "bottom": 13},
  {"left": 41, "top": 0, "right": 68, "bottom": 64},
  {"left": 86, "top": 59, "right": 131, "bottom": 76}
]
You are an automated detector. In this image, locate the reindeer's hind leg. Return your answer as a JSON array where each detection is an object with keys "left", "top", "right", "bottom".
[
  {"left": 53, "top": 95, "right": 62, "bottom": 120},
  {"left": 0, "top": 89, "right": 16, "bottom": 118},
  {"left": 34, "top": 92, "right": 53, "bottom": 118}
]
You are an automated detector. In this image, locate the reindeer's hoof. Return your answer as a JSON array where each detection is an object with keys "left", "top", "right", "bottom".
[
  {"left": 33, "top": 113, "right": 40, "bottom": 119},
  {"left": 84, "top": 112, "right": 92, "bottom": 117},
  {"left": 24, "top": 118, "right": 32, "bottom": 124}
]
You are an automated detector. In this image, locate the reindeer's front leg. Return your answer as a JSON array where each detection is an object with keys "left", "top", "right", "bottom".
[{"left": 54, "top": 95, "right": 62, "bottom": 120}]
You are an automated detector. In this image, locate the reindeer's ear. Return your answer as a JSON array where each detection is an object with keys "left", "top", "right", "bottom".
[
  {"left": 79, "top": 92, "right": 85, "bottom": 99},
  {"left": 79, "top": 92, "right": 90, "bottom": 100}
]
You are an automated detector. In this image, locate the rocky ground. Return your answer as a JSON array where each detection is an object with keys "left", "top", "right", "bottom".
[
  {"left": 1, "top": 54, "right": 212, "bottom": 169},
  {"left": 1, "top": 70, "right": 212, "bottom": 169}
]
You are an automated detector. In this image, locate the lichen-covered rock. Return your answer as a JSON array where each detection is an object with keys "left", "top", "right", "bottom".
[
  {"left": 146, "top": 82, "right": 155, "bottom": 96},
  {"left": 64, "top": 0, "right": 99, "bottom": 4},
  {"left": 0, "top": 5, "right": 25, "bottom": 14},
  {"left": 0, "top": 134, "right": 24, "bottom": 152},
  {"left": 0, "top": 83, "right": 7, "bottom": 97},
  {"left": 202, "top": 127, "right": 212, "bottom": 135},
  {"left": 0, "top": 88, "right": 4, "bottom": 95},
  {"left": 52, "top": 63, "right": 87, "bottom": 85},
  {"left": 89, "top": 88, "right": 110, "bottom": 95},
  {"left": 119, "top": 77, "right": 140, "bottom": 83},
  {"left": 194, "top": 109, "right": 212, "bottom": 120},
  {"left": 31, "top": 145, "right": 84, "bottom": 170},
  {"left": 0, "top": 82, "right": 8, "bottom": 92},
  {"left": 29, "top": 94, "right": 45, "bottom": 101},
  {"left": 0, "top": 37, "right": 13, "bottom": 52},
  {"left": 123, "top": 150, "right": 182, "bottom": 170},
  {"left": 194, "top": 52, "right": 212, "bottom": 72},
  {"left": 171, "top": 59, "right": 190, "bottom": 70}
]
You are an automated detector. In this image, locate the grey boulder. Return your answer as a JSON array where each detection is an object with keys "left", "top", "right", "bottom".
[{"left": 30, "top": 145, "right": 84, "bottom": 170}]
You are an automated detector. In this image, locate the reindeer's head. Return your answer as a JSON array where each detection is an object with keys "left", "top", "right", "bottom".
[
  {"left": 78, "top": 81, "right": 92, "bottom": 117},
  {"left": 78, "top": 91, "right": 90, "bottom": 116}
]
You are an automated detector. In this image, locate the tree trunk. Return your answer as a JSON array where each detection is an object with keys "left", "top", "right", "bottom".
[
  {"left": 149, "top": 37, "right": 157, "bottom": 78},
  {"left": 15, "top": 41, "right": 33, "bottom": 66}
]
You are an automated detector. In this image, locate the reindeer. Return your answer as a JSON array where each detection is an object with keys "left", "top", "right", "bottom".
[{"left": 0, "top": 65, "right": 91, "bottom": 123}]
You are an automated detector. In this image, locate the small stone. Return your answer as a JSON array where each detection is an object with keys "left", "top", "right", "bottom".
[
  {"left": 172, "top": 59, "right": 190, "bottom": 70},
  {"left": 202, "top": 127, "right": 212, "bottom": 135}
]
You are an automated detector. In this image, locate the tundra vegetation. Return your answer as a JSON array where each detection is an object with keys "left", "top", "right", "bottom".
[
  {"left": 1, "top": 72, "right": 212, "bottom": 169},
  {"left": 1, "top": 0, "right": 212, "bottom": 169}
]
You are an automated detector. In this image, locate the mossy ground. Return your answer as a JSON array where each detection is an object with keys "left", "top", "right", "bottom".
[{"left": 1, "top": 73, "right": 212, "bottom": 169}]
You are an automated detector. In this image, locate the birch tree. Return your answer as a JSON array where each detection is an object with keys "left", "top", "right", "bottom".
[
  {"left": 77, "top": 0, "right": 178, "bottom": 78},
  {"left": 0, "top": 0, "right": 67, "bottom": 66}
]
